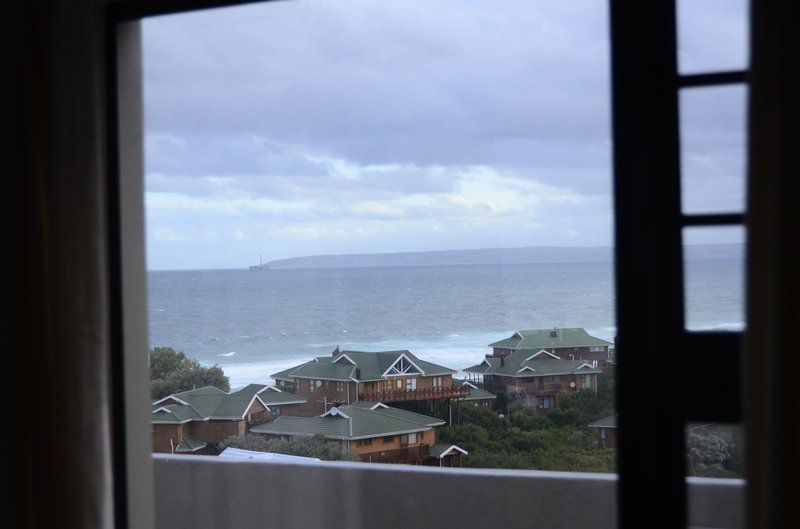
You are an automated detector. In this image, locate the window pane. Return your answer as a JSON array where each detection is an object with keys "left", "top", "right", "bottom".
[
  {"left": 680, "top": 85, "right": 748, "bottom": 214},
  {"left": 685, "top": 422, "right": 745, "bottom": 528},
  {"left": 143, "top": 0, "right": 614, "bottom": 475},
  {"left": 676, "top": 0, "right": 749, "bottom": 74},
  {"left": 683, "top": 226, "right": 746, "bottom": 331}
]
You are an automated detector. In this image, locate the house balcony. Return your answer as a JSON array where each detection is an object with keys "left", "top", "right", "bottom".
[
  {"left": 360, "top": 385, "right": 470, "bottom": 403},
  {"left": 361, "top": 444, "right": 431, "bottom": 464}
]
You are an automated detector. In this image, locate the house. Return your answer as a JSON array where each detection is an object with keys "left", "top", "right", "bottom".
[
  {"left": 251, "top": 401, "right": 467, "bottom": 466},
  {"left": 488, "top": 327, "right": 613, "bottom": 365},
  {"left": 151, "top": 384, "right": 307, "bottom": 454},
  {"left": 464, "top": 348, "right": 602, "bottom": 411},
  {"left": 454, "top": 379, "right": 497, "bottom": 409},
  {"left": 272, "top": 347, "right": 471, "bottom": 414},
  {"left": 588, "top": 414, "right": 617, "bottom": 448}
]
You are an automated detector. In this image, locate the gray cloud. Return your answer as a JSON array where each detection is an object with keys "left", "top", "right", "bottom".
[{"left": 142, "top": 0, "right": 746, "bottom": 269}]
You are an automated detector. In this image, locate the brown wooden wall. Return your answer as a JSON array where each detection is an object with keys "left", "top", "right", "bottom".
[
  {"left": 152, "top": 424, "right": 183, "bottom": 454},
  {"left": 290, "top": 379, "right": 356, "bottom": 414},
  {"left": 187, "top": 419, "right": 245, "bottom": 444}
]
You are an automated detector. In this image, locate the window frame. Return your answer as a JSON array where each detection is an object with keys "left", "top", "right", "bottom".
[{"left": 105, "top": 2, "right": 749, "bottom": 529}]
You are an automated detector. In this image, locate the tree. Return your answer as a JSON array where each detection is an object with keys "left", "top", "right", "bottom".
[{"left": 149, "top": 346, "right": 230, "bottom": 399}]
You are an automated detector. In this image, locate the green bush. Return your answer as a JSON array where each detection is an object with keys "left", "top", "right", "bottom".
[{"left": 150, "top": 346, "right": 230, "bottom": 399}]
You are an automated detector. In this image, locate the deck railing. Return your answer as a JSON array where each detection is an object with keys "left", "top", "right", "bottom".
[
  {"left": 361, "top": 444, "right": 431, "bottom": 464},
  {"left": 360, "top": 385, "right": 470, "bottom": 403}
]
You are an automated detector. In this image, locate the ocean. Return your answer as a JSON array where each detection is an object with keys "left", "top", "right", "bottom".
[{"left": 147, "top": 260, "right": 744, "bottom": 388}]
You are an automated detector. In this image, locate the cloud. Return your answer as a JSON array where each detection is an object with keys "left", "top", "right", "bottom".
[
  {"left": 153, "top": 228, "right": 186, "bottom": 241},
  {"left": 141, "top": 0, "right": 744, "bottom": 269}
]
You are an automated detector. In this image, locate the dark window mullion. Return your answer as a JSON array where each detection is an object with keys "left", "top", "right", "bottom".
[
  {"left": 682, "top": 213, "right": 746, "bottom": 226},
  {"left": 677, "top": 71, "right": 748, "bottom": 88},
  {"left": 611, "top": 1, "right": 686, "bottom": 528}
]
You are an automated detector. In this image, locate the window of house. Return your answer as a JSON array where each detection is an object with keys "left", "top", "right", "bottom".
[
  {"left": 383, "top": 436, "right": 394, "bottom": 443},
  {"left": 336, "top": 382, "right": 345, "bottom": 392},
  {"left": 358, "top": 439, "right": 372, "bottom": 447},
  {"left": 407, "top": 433, "right": 417, "bottom": 444},
  {"left": 538, "top": 396, "right": 556, "bottom": 409}
]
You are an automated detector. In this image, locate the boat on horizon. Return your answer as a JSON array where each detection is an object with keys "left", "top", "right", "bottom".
[{"left": 250, "top": 255, "right": 269, "bottom": 271}]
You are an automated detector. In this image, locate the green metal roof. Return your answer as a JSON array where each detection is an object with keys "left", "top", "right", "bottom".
[
  {"left": 250, "top": 403, "right": 442, "bottom": 440},
  {"left": 462, "top": 386, "right": 497, "bottom": 401},
  {"left": 488, "top": 328, "right": 612, "bottom": 350},
  {"left": 588, "top": 414, "right": 618, "bottom": 428},
  {"left": 271, "top": 350, "right": 456, "bottom": 383},
  {"left": 464, "top": 349, "right": 603, "bottom": 378},
  {"left": 151, "top": 384, "right": 305, "bottom": 423},
  {"left": 175, "top": 435, "right": 207, "bottom": 453}
]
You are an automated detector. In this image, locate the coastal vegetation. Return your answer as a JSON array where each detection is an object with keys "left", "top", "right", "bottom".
[
  {"left": 221, "top": 433, "right": 360, "bottom": 461},
  {"left": 443, "top": 382, "right": 617, "bottom": 472},
  {"left": 150, "top": 346, "right": 230, "bottom": 400},
  {"left": 686, "top": 423, "right": 744, "bottom": 478}
]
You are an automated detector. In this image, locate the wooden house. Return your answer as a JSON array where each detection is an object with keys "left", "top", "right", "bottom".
[
  {"left": 251, "top": 401, "right": 467, "bottom": 466},
  {"left": 272, "top": 348, "right": 474, "bottom": 414},
  {"left": 151, "top": 384, "right": 306, "bottom": 454},
  {"left": 488, "top": 327, "right": 613, "bottom": 366},
  {"left": 464, "top": 348, "right": 602, "bottom": 411}
]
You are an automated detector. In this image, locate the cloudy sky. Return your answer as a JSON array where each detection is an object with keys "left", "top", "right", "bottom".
[{"left": 143, "top": 0, "right": 747, "bottom": 270}]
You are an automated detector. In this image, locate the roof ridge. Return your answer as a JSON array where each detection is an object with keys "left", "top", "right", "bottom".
[{"left": 359, "top": 405, "right": 436, "bottom": 427}]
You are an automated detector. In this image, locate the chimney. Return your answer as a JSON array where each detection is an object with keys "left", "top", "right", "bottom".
[
  {"left": 332, "top": 345, "right": 341, "bottom": 358},
  {"left": 550, "top": 327, "right": 558, "bottom": 338}
]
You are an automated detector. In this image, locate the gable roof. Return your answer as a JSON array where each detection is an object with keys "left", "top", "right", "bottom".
[
  {"left": 250, "top": 403, "right": 444, "bottom": 441},
  {"left": 450, "top": 379, "right": 497, "bottom": 401},
  {"left": 429, "top": 444, "right": 469, "bottom": 459},
  {"left": 464, "top": 349, "right": 603, "bottom": 378},
  {"left": 150, "top": 384, "right": 307, "bottom": 424},
  {"left": 271, "top": 350, "right": 456, "bottom": 383},
  {"left": 488, "top": 328, "right": 612, "bottom": 350},
  {"left": 175, "top": 435, "right": 207, "bottom": 453}
]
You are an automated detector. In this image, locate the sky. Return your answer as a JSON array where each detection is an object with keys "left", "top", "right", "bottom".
[{"left": 143, "top": 0, "right": 748, "bottom": 270}]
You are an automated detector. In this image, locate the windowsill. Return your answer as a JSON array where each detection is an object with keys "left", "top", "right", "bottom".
[{"left": 152, "top": 454, "right": 743, "bottom": 529}]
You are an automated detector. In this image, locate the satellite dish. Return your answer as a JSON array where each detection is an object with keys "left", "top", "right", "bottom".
[{"left": 569, "top": 381, "right": 576, "bottom": 388}]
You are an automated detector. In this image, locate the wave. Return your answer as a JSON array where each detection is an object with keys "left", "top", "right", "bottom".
[{"left": 218, "top": 351, "right": 236, "bottom": 357}]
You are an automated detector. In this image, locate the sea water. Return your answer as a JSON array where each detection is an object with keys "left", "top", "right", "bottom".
[{"left": 148, "top": 260, "right": 743, "bottom": 388}]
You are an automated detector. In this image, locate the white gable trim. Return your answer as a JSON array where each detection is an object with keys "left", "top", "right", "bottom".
[
  {"left": 436, "top": 445, "right": 469, "bottom": 458},
  {"left": 152, "top": 395, "right": 189, "bottom": 406},
  {"left": 322, "top": 407, "right": 350, "bottom": 419},
  {"left": 481, "top": 359, "right": 491, "bottom": 367},
  {"left": 258, "top": 385, "right": 282, "bottom": 393},
  {"left": 369, "top": 403, "right": 390, "bottom": 410},
  {"left": 462, "top": 381, "right": 479, "bottom": 389},
  {"left": 381, "top": 353, "right": 425, "bottom": 377},
  {"left": 517, "top": 366, "right": 537, "bottom": 374},
  {"left": 333, "top": 353, "right": 356, "bottom": 365},
  {"left": 152, "top": 406, "right": 174, "bottom": 414},
  {"left": 525, "top": 349, "right": 560, "bottom": 361}
]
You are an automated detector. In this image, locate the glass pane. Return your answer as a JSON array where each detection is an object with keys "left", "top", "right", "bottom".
[
  {"left": 676, "top": 0, "right": 749, "bottom": 74},
  {"left": 144, "top": 0, "right": 615, "bottom": 476},
  {"left": 685, "top": 422, "right": 745, "bottom": 528},
  {"left": 683, "top": 226, "right": 746, "bottom": 331},
  {"left": 680, "top": 85, "right": 747, "bottom": 214}
]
